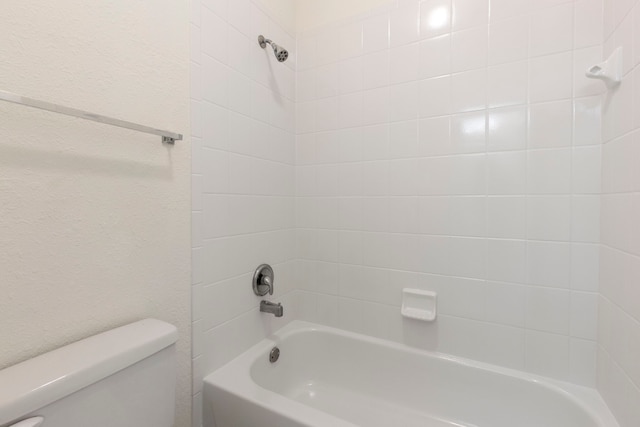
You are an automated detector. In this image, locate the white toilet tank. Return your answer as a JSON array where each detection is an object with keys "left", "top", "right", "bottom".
[{"left": 0, "top": 319, "right": 178, "bottom": 427}]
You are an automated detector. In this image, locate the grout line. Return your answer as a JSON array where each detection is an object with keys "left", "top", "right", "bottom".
[
  {"left": 293, "top": 257, "right": 597, "bottom": 293},
  {"left": 295, "top": 289, "right": 593, "bottom": 340}
]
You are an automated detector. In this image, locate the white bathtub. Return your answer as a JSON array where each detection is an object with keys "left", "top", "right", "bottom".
[{"left": 203, "top": 321, "right": 619, "bottom": 427}]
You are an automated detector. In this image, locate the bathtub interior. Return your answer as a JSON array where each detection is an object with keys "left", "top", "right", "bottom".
[{"left": 248, "top": 326, "right": 604, "bottom": 427}]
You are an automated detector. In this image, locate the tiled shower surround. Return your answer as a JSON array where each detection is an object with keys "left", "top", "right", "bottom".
[
  {"left": 191, "top": 0, "right": 639, "bottom": 426},
  {"left": 295, "top": 0, "right": 602, "bottom": 387},
  {"left": 190, "top": 1, "right": 297, "bottom": 425},
  {"left": 598, "top": 0, "right": 640, "bottom": 424}
]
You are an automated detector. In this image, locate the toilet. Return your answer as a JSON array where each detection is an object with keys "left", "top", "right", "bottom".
[{"left": 0, "top": 319, "right": 177, "bottom": 427}]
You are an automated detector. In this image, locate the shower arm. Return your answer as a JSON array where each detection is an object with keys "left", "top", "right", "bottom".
[{"left": 258, "top": 35, "right": 273, "bottom": 49}]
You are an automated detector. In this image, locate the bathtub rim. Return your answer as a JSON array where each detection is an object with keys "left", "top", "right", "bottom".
[{"left": 203, "top": 320, "right": 619, "bottom": 427}]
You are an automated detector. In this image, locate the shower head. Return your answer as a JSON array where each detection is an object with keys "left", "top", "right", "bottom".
[
  {"left": 258, "top": 35, "right": 289, "bottom": 63},
  {"left": 271, "top": 42, "right": 289, "bottom": 62}
]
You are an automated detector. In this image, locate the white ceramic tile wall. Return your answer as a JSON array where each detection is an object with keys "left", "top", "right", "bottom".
[
  {"left": 598, "top": 0, "right": 640, "bottom": 424},
  {"left": 190, "top": 1, "right": 626, "bottom": 424},
  {"left": 190, "top": 1, "right": 297, "bottom": 426},
  {"left": 295, "top": 0, "right": 603, "bottom": 387}
]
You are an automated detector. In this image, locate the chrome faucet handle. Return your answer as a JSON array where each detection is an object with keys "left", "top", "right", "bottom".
[
  {"left": 262, "top": 275, "right": 272, "bottom": 294},
  {"left": 253, "top": 264, "right": 274, "bottom": 296}
]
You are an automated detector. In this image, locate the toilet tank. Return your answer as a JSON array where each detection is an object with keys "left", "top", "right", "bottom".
[{"left": 0, "top": 319, "right": 178, "bottom": 427}]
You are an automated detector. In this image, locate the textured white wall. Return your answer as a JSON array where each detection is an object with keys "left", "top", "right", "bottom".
[
  {"left": 598, "top": 0, "right": 640, "bottom": 424},
  {"left": 0, "top": 1, "right": 191, "bottom": 426},
  {"left": 295, "top": 0, "right": 603, "bottom": 386}
]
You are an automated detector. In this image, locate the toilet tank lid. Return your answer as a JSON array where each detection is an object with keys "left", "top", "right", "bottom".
[{"left": 0, "top": 319, "right": 177, "bottom": 425}]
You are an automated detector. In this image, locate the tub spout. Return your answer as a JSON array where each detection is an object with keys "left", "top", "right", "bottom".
[{"left": 260, "top": 301, "right": 283, "bottom": 317}]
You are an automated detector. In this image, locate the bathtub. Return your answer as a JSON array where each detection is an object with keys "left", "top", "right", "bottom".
[{"left": 203, "top": 321, "right": 619, "bottom": 427}]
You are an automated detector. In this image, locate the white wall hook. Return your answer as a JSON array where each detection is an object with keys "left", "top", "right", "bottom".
[{"left": 585, "top": 47, "right": 623, "bottom": 89}]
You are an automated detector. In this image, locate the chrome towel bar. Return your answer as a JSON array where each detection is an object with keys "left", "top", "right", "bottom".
[{"left": 0, "top": 89, "right": 183, "bottom": 144}]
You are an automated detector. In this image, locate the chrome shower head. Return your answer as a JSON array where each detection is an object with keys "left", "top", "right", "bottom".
[
  {"left": 258, "top": 35, "right": 289, "bottom": 63},
  {"left": 271, "top": 42, "right": 289, "bottom": 62}
]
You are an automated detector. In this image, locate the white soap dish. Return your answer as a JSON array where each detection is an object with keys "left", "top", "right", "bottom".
[
  {"left": 401, "top": 289, "right": 437, "bottom": 322},
  {"left": 585, "top": 47, "right": 622, "bottom": 89}
]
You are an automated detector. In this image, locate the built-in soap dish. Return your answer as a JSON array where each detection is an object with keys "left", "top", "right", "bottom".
[
  {"left": 585, "top": 47, "right": 622, "bottom": 89},
  {"left": 401, "top": 289, "right": 437, "bottom": 322}
]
